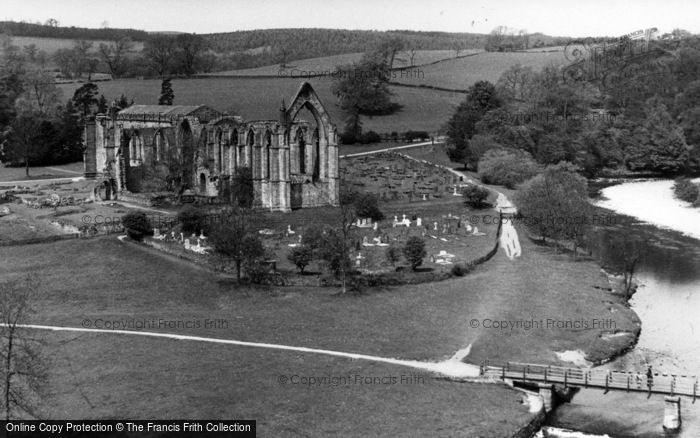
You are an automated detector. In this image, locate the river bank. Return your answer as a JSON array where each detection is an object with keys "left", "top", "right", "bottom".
[{"left": 543, "top": 178, "right": 700, "bottom": 437}]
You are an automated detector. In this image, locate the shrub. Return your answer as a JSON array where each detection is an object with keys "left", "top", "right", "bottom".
[
  {"left": 301, "top": 226, "right": 325, "bottom": 251},
  {"left": 451, "top": 263, "right": 472, "bottom": 277},
  {"left": 462, "top": 185, "right": 490, "bottom": 209},
  {"left": 385, "top": 245, "right": 401, "bottom": 266},
  {"left": 353, "top": 193, "right": 384, "bottom": 221},
  {"left": 121, "top": 211, "right": 151, "bottom": 241},
  {"left": 178, "top": 205, "right": 209, "bottom": 234},
  {"left": 403, "top": 236, "right": 426, "bottom": 271},
  {"left": 287, "top": 245, "right": 314, "bottom": 273},
  {"left": 673, "top": 178, "right": 699, "bottom": 204},
  {"left": 339, "top": 131, "right": 357, "bottom": 144},
  {"left": 403, "top": 130, "right": 429, "bottom": 142},
  {"left": 359, "top": 130, "right": 381, "bottom": 144},
  {"left": 478, "top": 148, "right": 540, "bottom": 189}
]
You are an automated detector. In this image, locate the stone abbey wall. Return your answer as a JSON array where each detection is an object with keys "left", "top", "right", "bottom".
[{"left": 84, "top": 82, "right": 339, "bottom": 212}]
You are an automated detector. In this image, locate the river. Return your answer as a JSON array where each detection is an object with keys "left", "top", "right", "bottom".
[{"left": 542, "top": 179, "right": 700, "bottom": 437}]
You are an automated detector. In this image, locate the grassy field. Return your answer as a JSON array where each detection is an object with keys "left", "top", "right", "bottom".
[
  {"left": 57, "top": 78, "right": 465, "bottom": 133},
  {"left": 0, "top": 162, "right": 84, "bottom": 182},
  {"left": 209, "top": 50, "right": 483, "bottom": 76},
  {"left": 393, "top": 50, "right": 568, "bottom": 90}
]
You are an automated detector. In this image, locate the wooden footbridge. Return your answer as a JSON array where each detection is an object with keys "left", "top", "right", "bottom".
[{"left": 481, "top": 360, "right": 699, "bottom": 400}]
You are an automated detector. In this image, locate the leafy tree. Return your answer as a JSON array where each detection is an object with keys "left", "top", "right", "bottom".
[
  {"left": 403, "top": 236, "right": 426, "bottom": 271},
  {"left": 478, "top": 149, "right": 539, "bottom": 189},
  {"left": 446, "top": 81, "right": 502, "bottom": 169},
  {"left": 0, "top": 275, "right": 47, "bottom": 421},
  {"left": 624, "top": 97, "right": 690, "bottom": 173},
  {"left": 516, "top": 162, "right": 591, "bottom": 255},
  {"left": 177, "top": 205, "right": 209, "bottom": 234},
  {"left": 5, "top": 111, "right": 45, "bottom": 176},
  {"left": 210, "top": 207, "right": 266, "bottom": 282},
  {"left": 231, "top": 166, "right": 254, "bottom": 207},
  {"left": 353, "top": 192, "right": 384, "bottom": 221},
  {"left": 71, "top": 82, "right": 99, "bottom": 119},
  {"left": 71, "top": 40, "right": 93, "bottom": 78},
  {"left": 332, "top": 58, "right": 398, "bottom": 120},
  {"left": 385, "top": 245, "right": 401, "bottom": 267},
  {"left": 462, "top": 185, "right": 490, "bottom": 209},
  {"left": 158, "top": 78, "right": 174, "bottom": 105},
  {"left": 97, "top": 94, "right": 108, "bottom": 113},
  {"left": 121, "top": 211, "right": 152, "bottom": 240},
  {"left": 287, "top": 245, "right": 314, "bottom": 273}
]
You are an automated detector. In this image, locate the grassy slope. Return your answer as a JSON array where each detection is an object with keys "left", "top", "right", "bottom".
[
  {"left": 209, "top": 50, "right": 483, "bottom": 76},
  {"left": 393, "top": 50, "right": 569, "bottom": 90},
  {"left": 2, "top": 237, "right": 536, "bottom": 435},
  {"left": 57, "top": 78, "right": 465, "bottom": 133}
]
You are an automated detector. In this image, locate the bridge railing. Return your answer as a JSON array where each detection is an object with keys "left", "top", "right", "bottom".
[{"left": 481, "top": 359, "right": 698, "bottom": 400}]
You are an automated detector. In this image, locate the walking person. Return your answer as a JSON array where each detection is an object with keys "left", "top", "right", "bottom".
[{"left": 646, "top": 365, "right": 654, "bottom": 394}]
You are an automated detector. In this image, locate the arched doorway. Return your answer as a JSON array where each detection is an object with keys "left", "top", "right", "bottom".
[{"left": 199, "top": 173, "right": 206, "bottom": 194}]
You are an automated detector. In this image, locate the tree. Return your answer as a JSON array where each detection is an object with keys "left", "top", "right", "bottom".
[
  {"left": 516, "top": 162, "right": 591, "bottom": 255},
  {"left": 15, "top": 69, "right": 63, "bottom": 116},
  {"left": 175, "top": 33, "right": 207, "bottom": 76},
  {"left": 121, "top": 211, "right": 152, "bottom": 241},
  {"left": 385, "top": 245, "right": 401, "bottom": 267},
  {"left": 0, "top": 275, "right": 47, "bottom": 421},
  {"left": 446, "top": 81, "right": 502, "bottom": 169},
  {"left": 353, "top": 192, "right": 384, "bottom": 221},
  {"left": 496, "top": 64, "right": 534, "bottom": 102},
  {"left": 231, "top": 167, "right": 254, "bottom": 207},
  {"left": 71, "top": 82, "right": 99, "bottom": 119},
  {"left": 478, "top": 148, "right": 540, "bottom": 189},
  {"left": 332, "top": 58, "right": 398, "bottom": 117},
  {"left": 403, "top": 236, "right": 426, "bottom": 271},
  {"left": 98, "top": 37, "right": 133, "bottom": 79},
  {"left": 158, "top": 78, "right": 174, "bottom": 105},
  {"left": 144, "top": 35, "right": 176, "bottom": 77},
  {"left": 609, "top": 232, "right": 647, "bottom": 298},
  {"left": 462, "top": 185, "right": 491, "bottom": 209},
  {"left": 6, "top": 110, "right": 44, "bottom": 176},
  {"left": 72, "top": 40, "right": 93, "bottom": 78},
  {"left": 53, "top": 48, "right": 76, "bottom": 78},
  {"left": 210, "top": 207, "right": 266, "bottom": 282},
  {"left": 288, "top": 245, "right": 314, "bottom": 273},
  {"left": 319, "top": 186, "right": 357, "bottom": 294}
]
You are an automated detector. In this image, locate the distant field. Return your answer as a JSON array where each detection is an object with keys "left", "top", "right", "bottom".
[
  {"left": 57, "top": 77, "right": 465, "bottom": 133},
  {"left": 208, "top": 49, "right": 483, "bottom": 77},
  {"left": 393, "top": 50, "right": 568, "bottom": 90},
  {"left": 9, "top": 35, "right": 144, "bottom": 54}
]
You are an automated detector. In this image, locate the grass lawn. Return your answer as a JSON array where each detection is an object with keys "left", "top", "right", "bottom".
[
  {"left": 57, "top": 78, "right": 465, "bottom": 133},
  {"left": 40, "top": 331, "right": 533, "bottom": 436},
  {"left": 0, "top": 162, "right": 84, "bottom": 182}
]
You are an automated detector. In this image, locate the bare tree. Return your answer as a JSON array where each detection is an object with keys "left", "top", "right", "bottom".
[
  {"left": 98, "top": 38, "right": 134, "bottom": 79},
  {"left": 72, "top": 40, "right": 94, "bottom": 78},
  {"left": 612, "top": 232, "right": 648, "bottom": 298},
  {"left": 16, "top": 69, "right": 63, "bottom": 116},
  {"left": 144, "top": 35, "right": 176, "bottom": 78},
  {"left": 408, "top": 48, "right": 417, "bottom": 66},
  {"left": 0, "top": 275, "right": 47, "bottom": 421},
  {"left": 319, "top": 184, "right": 358, "bottom": 294}
]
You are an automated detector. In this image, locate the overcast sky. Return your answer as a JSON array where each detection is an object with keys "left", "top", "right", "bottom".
[{"left": 3, "top": 0, "right": 699, "bottom": 37}]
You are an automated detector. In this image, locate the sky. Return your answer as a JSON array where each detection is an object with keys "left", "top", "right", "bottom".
[{"left": 2, "top": 0, "right": 699, "bottom": 37}]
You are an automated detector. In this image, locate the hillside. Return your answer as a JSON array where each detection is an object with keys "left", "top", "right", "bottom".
[
  {"left": 392, "top": 50, "right": 568, "bottom": 90},
  {"left": 0, "top": 21, "right": 149, "bottom": 41},
  {"left": 207, "top": 49, "right": 483, "bottom": 77}
]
